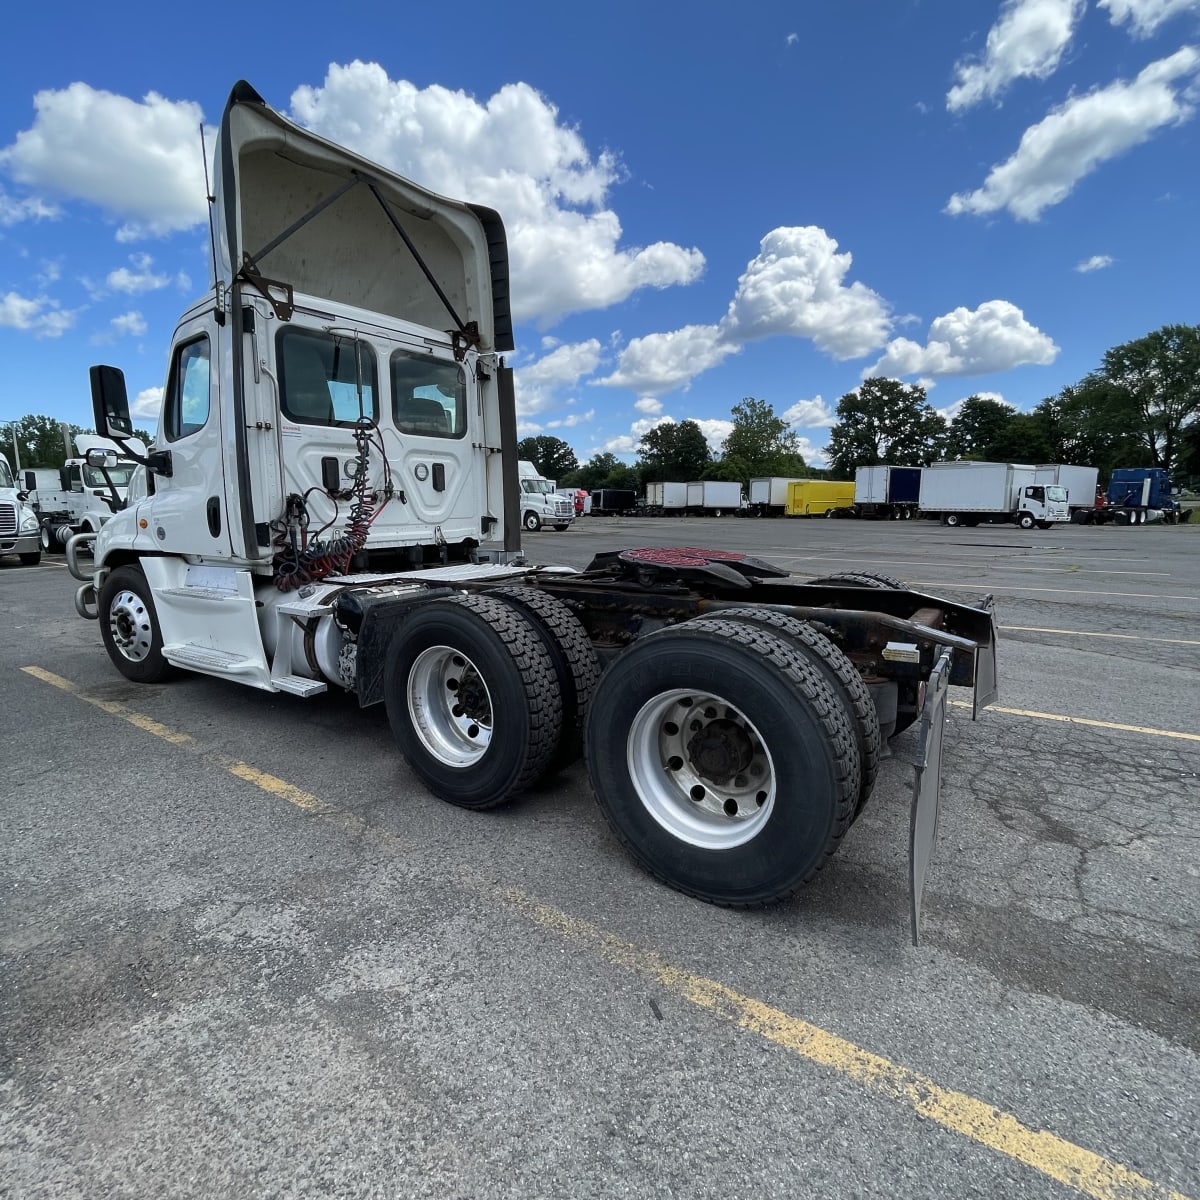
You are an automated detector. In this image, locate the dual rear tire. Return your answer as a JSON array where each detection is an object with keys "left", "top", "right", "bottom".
[
  {"left": 584, "top": 618, "right": 859, "bottom": 906},
  {"left": 385, "top": 595, "right": 871, "bottom": 907}
]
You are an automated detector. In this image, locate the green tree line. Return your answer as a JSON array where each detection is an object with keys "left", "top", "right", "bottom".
[
  {"left": 2, "top": 413, "right": 155, "bottom": 472},
  {"left": 533, "top": 323, "right": 1199, "bottom": 495}
]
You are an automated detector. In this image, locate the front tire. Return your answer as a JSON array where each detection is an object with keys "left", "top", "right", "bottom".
[
  {"left": 39, "top": 524, "right": 55, "bottom": 552},
  {"left": 98, "top": 565, "right": 173, "bottom": 683},
  {"left": 522, "top": 510, "right": 541, "bottom": 532},
  {"left": 19, "top": 550, "right": 41, "bottom": 566},
  {"left": 1017, "top": 512, "right": 1035, "bottom": 530},
  {"left": 585, "top": 619, "right": 858, "bottom": 906},
  {"left": 384, "top": 594, "right": 562, "bottom": 809}
]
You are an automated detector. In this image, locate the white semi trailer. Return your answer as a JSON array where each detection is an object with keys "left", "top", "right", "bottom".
[{"left": 69, "top": 81, "right": 998, "bottom": 935}]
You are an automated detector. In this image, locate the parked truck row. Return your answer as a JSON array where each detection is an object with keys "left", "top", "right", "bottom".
[
  {"left": 68, "top": 80, "right": 998, "bottom": 938},
  {"left": 836, "top": 462, "right": 1188, "bottom": 528}
]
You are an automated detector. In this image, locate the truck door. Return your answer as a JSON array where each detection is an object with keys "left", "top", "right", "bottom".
[
  {"left": 239, "top": 296, "right": 284, "bottom": 553},
  {"left": 272, "top": 321, "right": 382, "bottom": 540},
  {"left": 147, "top": 313, "right": 232, "bottom": 557}
]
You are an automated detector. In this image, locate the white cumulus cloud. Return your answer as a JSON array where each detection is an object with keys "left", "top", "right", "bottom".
[
  {"left": 106, "top": 252, "right": 170, "bottom": 294},
  {"left": 719, "top": 227, "right": 891, "bottom": 359},
  {"left": 514, "top": 338, "right": 603, "bottom": 418},
  {"left": 596, "top": 324, "right": 739, "bottom": 395},
  {"left": 781, "top": 396, "right": 835, "bottom": 428},
  {"left": 0, "top": 187, "right": 60, "bottom": 226},
  {"left": 1099, "top": 0, "right": 1200, "bottom": 36},
  {"left": 289, "top": 61, "right": 704, "bottom": 325},
  {"left": 947, "top": 47, "right": 1200, "bottom": 220},
  {"left": 1076, "top": 254, "right": 1114, "bottom": 272},
  {"left": 0, "top": 291, "right": 77, "bottom": 338},
  {"left": 597, "top": 225, "right": 891, "bottom": 398},
  {"left": 947, "top": 0, "right": 1086, "bottom": 112},
  {"left": 0, "top": 84, "right": 212, "bottom": 240},
  {"left": 865, "top": 300, "right": 1058, "bottom": 378},
  {"left": 634, "top": 398, "right": 663, "bottom": 415},
  {"left": 111, "top": 311, "right": 147, "bottom": 337},
  {"left": 130, "top": 386, "right": 163, "bottom": 421}
]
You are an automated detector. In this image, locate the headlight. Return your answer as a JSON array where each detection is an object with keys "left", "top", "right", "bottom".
[{"left": 19, "top": 511, "right": 39, "bottom": 532}]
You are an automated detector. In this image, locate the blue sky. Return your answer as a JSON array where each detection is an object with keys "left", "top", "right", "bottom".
[{"left": 1, "top": 0, "right": 1198, "bottom": 467}]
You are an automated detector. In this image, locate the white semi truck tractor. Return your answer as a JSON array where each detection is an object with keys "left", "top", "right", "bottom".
[{"left": 70, "top": 81, "right": 998, "bottom": 939}]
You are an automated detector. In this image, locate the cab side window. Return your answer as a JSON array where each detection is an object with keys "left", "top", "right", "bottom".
[
  {"left": 391, "top": 351, "right": 465, "bottom": 438},
  {"left": 278, "top": 328, "right": 378, "bottom": 425},
  {"left": 163, "top": 337, "right": 211, "bottom": 442}
]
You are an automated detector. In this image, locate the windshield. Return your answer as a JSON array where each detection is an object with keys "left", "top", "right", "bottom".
[
  {"left": 1046, "top": 486, "right": 1067, "bottom": 502},
  {"left": 0, "top": 459, "right": 12, "bottom": 488},
  {"left": 521, "top": 478, "right": 555, "bottom": 495},
  {"left": 84, "top": 464, "right": 136, "bottom": 488}
]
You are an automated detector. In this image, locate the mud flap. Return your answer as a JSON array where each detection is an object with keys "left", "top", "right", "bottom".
[
  {"left": 909, "top": 647, "right": 952, "bottom": 947},
  {"left": 972, "top": 594, "right": 999, "bottom": 718}
]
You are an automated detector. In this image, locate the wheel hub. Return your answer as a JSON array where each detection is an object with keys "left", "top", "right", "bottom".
[
  {"left": 408, "top": 645, "right": 494, "bottom": 767},
  {"left": 626, "top": 689, "right": 776, "bottom": 849},
  {"left": 686, "top": 718, "right": 753, "bottom": 781},
  {"left": 108, "top": 591, "right": 153, "bottom": 662}
]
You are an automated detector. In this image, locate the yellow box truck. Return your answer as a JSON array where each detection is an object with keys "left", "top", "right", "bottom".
[{"left": 785, "top": 480, "right": 856, "bottom": 517}]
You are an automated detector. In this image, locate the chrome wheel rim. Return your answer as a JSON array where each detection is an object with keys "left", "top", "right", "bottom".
[
  {"left": 407, "top": 645, "right": 493, "bottom": 767},
  {"left": 627, "top": 688, "right": 775, "bottom": 849},
  {"left": 108, "top": 590, "right": 154, "bottom": 662}
]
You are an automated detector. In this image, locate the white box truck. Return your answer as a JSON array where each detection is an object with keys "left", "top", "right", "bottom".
[
  {"left": 1033, "top": 464, "right": 1099, "bottom": 516},
  {"left": 746, "top": 477, "right": 798, "bottom": 517},
  {"left": 852, "top": 466, "right": 922, "bottom": 520},
  {"left": 919, "top": 462, "right": 1069, "bottom": 529},
  {"left": 685, "top": 480, "right": 743, "bottom": 516},
  {"left": 644, "top": 481, "right": 687, "bottom": 515}
]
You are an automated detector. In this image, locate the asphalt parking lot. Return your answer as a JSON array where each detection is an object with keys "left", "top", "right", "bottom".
[{"left": 3, "top": 516, "right": 1198, "bottom": 1199}]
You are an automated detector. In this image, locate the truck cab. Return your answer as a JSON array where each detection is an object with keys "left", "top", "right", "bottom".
[
  {"left": 28, "top": 434, "right": 145, "bottom": 551},
  {"left": 0, "top": 454, "right": 42, "bottom": 566},
  {"left": 517, "top": 460, "right": 573, "bottom": 531}
]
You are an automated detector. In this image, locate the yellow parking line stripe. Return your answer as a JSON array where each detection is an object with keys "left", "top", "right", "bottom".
[
  {"left": 1000, "top": 626, "right": 1200, "bottom": 647},
  {"left": 20, "top": 665, "right": 327, "bottom": 810},
  {"left": 502, "top": 889, "right": 1192, "bottom": 1200},
  {"left": 20, "top": 664, "right": 1193, "bottom": 1200},
  {"left": 953, "top": 698, "right": 1200, "bottom": 742}
]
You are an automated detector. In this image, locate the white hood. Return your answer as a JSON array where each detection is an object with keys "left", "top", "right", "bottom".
[{"left": 212, "top": 82, "right": 513, "bottom": 352}]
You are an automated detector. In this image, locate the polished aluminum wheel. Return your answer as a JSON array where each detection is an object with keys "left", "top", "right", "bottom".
[
  {"left": 107, "top": 589, "right": 155, "bottom": 663},
  {"left": 626, "top": 688, "right": 776, "bottom": 849},
  {"left": 406, "top": 644, "right": 494, "bottom": 767}
]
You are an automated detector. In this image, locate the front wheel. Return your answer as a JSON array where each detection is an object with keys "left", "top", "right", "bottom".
[
  {"left": 522, "top": 510, "right": 542, "bottom": 532},
  {"left": 384, "top": 594, "right": 562, "bottom": 809},
  {"left": 1017, "top": 512, "right": 1036, "bottom": 530},
  {"left": 19, "top": 550, "right": 41, "bottom": 566},
  {"left": 585, "top": 619, "right": 858, "bottom": 906},
  {"left": 39, "top": 525, "right": 55, "bottom": 552},
  {"left": 98, "top": 565, "right": 173, "bottom": 683}
]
